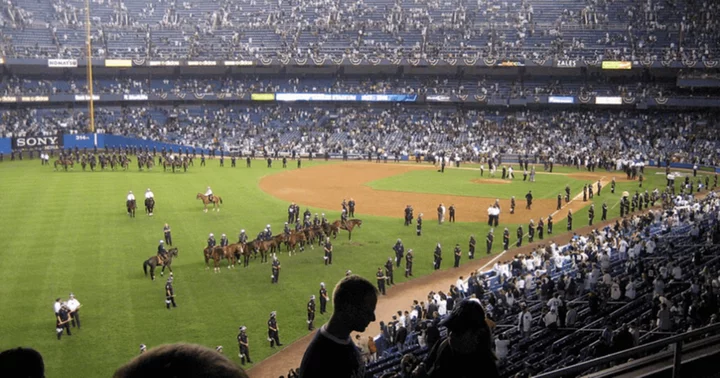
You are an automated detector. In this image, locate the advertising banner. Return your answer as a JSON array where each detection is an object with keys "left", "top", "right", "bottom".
[
  {"left": 601, "top": 61, "right": 632, "bottom": 70},
  {"left": 12, "top": 135, "right": 63, "bottom": 149},
  {"left": 595, "top": 96, "right": 623, "bottom": 105},
  {"left": 48, "top": 59, "right": 78, "bottom": 68},
  {"left": 251, "top": 93, "right": 275, "bottom": 101},
  {"left": 105, "top": 59, "right": 132, "bottom": 68},
  {"left": 548, "top": 96, "right": 575, "bottom": 104},
  {"left": 426, "top": 95, "right": 452, "bottom": 102},
  {"left": 63, "top": 134, "right": 96, "bottom": 149}
]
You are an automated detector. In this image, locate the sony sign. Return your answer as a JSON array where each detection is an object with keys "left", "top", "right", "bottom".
[{"left": 13, "top": 136, "right": 61, "bottom": 149}]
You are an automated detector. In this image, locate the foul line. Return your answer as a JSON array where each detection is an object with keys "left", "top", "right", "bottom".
[{"left": 550, "top": 176, "right": 607, "bottom": 218}]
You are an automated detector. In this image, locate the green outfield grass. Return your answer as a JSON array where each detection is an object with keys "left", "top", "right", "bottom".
[
  {"left": 366, "top": 166, "right": 596, "bottom": 199},
  {"left": 0, "top": 159, "right": 711, "bottom": 377}
]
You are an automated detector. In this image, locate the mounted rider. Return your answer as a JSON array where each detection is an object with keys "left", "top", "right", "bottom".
[
  {"left": 284, "top": 222, "right": 291, "bottom": 235},
  {"left": 207, "top": 233, "right": 216, "bottom": 248},
  {"left": 265, "top": 225, "right": 273, "bottom": 240},
  {"left": 126, "top": 190, "right": 136, "bottom": 207},
  {"left": 157, "top": 240, "right": 168, "bottom": 265},
  {"left": 321, "top": 213, "right": 328, "bottom": 226},
  {"left": 145, "top": 188, "right": 155, "bottom": 201},
  {"left": 304, "top": 215, "right": 312, "bottom": 229},
  {"left": 341, "top": 208, "right": 349, "bottom": 228},
  {"left": 220, "top": 234, "right": 229, "bottom": 247},
  {"left": 238, "top": 229, "right": 248, "bottom": 244},
  {"left": 313, "top": 213, "right": 320, "bottom": 227},
  {"left": 205, "top": 186, "right": 214, "bottom": 202}
]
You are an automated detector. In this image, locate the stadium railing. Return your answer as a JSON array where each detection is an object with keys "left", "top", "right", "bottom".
[{"left": 532, "top": 322, "right": 720, "bottom": 378}]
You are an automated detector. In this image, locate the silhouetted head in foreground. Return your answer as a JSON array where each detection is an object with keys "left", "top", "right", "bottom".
[{"left": 114, "top": 343, "right": 248, "bottom": 378}]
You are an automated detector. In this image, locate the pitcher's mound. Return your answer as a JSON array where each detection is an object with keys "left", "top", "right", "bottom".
[{"left": 472, "top": 178, "right": 511, "bottom": 185}]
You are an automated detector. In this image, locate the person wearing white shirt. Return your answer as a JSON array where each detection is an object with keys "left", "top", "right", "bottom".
[
  {"left": 67, "top": 293, "right": 82, "bottom": 328},
  {"left": 145, "top": 188, "right": 154, "bottom": 199},
  {"left": 543, "top": 309, "right": 558, "bottom": 329},
  {"left": 455, "top": 277, "right": 466, "bottom": 297},
  {"left": 625, "top": 281, "right": 636, "bottom": 300},
  {"left": 438, "top": 298, "right": 447, "bottom": 316},
  {"left": 54, "top": 298, "right": 62, "bottom": 315},
  {"left": 518, "top": 307, "right": 533, "bottom": 339},
  {"left": 127, "top": 191, "right": 135, "bottom": 201},
  {"left": 495, "top": 334, "right": 510, "bottom": 360},
  {"left": 610, "top": 281, "right": 622, "bottom": 300},
  {"left": 205, "top": 186, "right": 213, "bottom": 201}
]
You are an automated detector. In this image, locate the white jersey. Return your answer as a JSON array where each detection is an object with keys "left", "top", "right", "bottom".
[
  {"left": 145, "top": 191, "right": 154, "bottom": 199},
  {"left": 205, "top": 189, "right": 213, "bottom": 196},
  {"left": 127, "top": 194, "right": 136, "bottom": 201}
]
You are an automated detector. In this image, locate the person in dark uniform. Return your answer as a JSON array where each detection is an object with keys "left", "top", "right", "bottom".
[
  {"left": 448, "top": 205, "right": 456, "bottom": 222},
  {"left": 597, "top": 180, "right": 602, "bottom": 196},
  {"left": 376, "top": 267, "right": 387, "bottom": 295},
  {"left": 324, "top": 238, "right": 333, "bottom": 266},
  {"left": 538, "top": 218, "right": 544, "bottom": 240},
  {"left": 404, "top": 205, "right": 413, "bottom": 226},
  {"left": 433, "top": 243, "right": 442, "bottom": 270},
  {"left": 200, "top": 154, "right": 206, "bottom": 167},
  {"left": 588, "top": 204, "right": 595, "bottom": 226},
  {"left": 453, "top": 244, "right": 461, "bottom": 268},
  {"left": 582, "top": 184, "right": 587, "bottom": 202},
  {"left": 348, "top": 198, "right": 356, "bottom": 217},
  {"left": 548, "top": 215, "right": 554, "bottom": 234},
  {"left": 219, "top": 155, "right": 224, "bottom": 167},
  {"left": 405, "top": 250, "right": 414, "bottom": 277},
  {"left": 165, "top": 275, "right": 176, "bottom": 309},
  {"left": 528, "top": 220, "right": 535, "bottom": 243},
  {"left": 516, "top": 226, "right": 523, "bottom": 247},
  {"left": 307, "top": 295, "right": 316, "bottom": 331},
  {"left": 283, "top": 222, "right": 291, "bottom": 236},
  {"left": 611, "top": 177, "right": 616, "bottom": 194},
  {"left": 297, "top": 157, "right": 302, "bottom": 169},
  {"left": 56, "top": 302, "right": 72, "bottom": 340},
  {"left": 220, "top": 233, "right": 229, "bottom": 248},
  {"left": 557, "top": 194, "right": 562, "bottom": 210},
  {"left": 393, "top": 239, "right": 404, "bottom": 267},
  {"left": 525, "top": 191, "right": 533, "bottom": 210},
  {"left": 319, "top": 283, "right": 329, "bottom": 314},
  {"left": 567, "top": 210, "right": 573, "bottom": 231},
  {"left": 565, "top": 185, "right": 571, "bottom": 202},
  {"left": 207, "top": 233, "right": 216, "bottom": 248},
  {"left": 503, "top": 228, "right": 510, "bottom": 250},
  {"left": 245, "top": 156, "right": 251, "bottom": 168},
  {"left": 385, "top": 258, "right": 394, "bottom": 286},
  {"left": 469, "top": 235, "right": 476, "bottom": 259},
  {"left": 268, "top": 311, "right": 282, "bottom": 347},
  {"left": 237, "top": 326, "right": 252, "bottom": 365},
  {"left": 416, "top": 213, "right": 423, "bottom": 236},
  {"left": 157, "top": 240, "right": 168, "bottom": 265},
  {"left": 266, "top": 157, "right": 272, "bottom": 168},
  {"left": 510, "top": 196, "right": 516, "bottom": 214},
  {"left": 271, "top": 255, "right": 281, "bottom": 284},
  {"left": 282, "top": 156, "right": 287, "bottom": 168},
  {"left": 238, "top": 229, "right": 248, "bottom": 244},
  {"left": 639, "top": 173, "right": 644, "bottom": 188},
  {"left": 231, "top": 155, "right": 236, "bottom": 167},
  {"left": 588, "top": 183, "right": 594, "bottom": 198},
  {"left": 162, "top": 223, "right": 172, "bottom": 245}
]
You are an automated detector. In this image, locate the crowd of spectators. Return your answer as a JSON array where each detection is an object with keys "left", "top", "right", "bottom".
[
  {"left": 1, "top": 0, "right": 719, "bottom": 61},
  {"left": 3, "top": 74, "right": 707, "bottom": 100},
  {"left": 2, "top": 105, "right": 718, "bottom": 167},
  {"left": 363, "top": 190, "right": 720, "bottom": 377}
]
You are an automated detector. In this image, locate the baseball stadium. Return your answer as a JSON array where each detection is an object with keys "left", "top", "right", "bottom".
[{"left": 1, "top": 1, "right": 720, "bottom": 378}]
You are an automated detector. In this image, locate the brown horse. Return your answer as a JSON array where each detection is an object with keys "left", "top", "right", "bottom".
[
  {"left": 196, "top": 193, "right": 223, "bottom": 213},
  {"left": 322, "top": 222, "right": 339, "bottom": 239},
  {"left": 143, "top": 247, "right": 178, "bottom": 280},
  {"left": 126, "top": 199, "right": 136, "bottom": 218},
  {"left": 249, "top": 239, "right": 272, "bottom": 263},
  {"left": 285, "top": 232, "right": 308, "bottom": 256},
  {"left": 332, "top": 219, "right": 363, "bottom": 240},
  {"left": 54, "top": 159, "right": 74, "bottom": 171},
  {"left": 270, "top": 234, "right": 287, "bottom": 254},
  {"left": 226, "top": 243, "right": 252, "bottom": 267}
]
